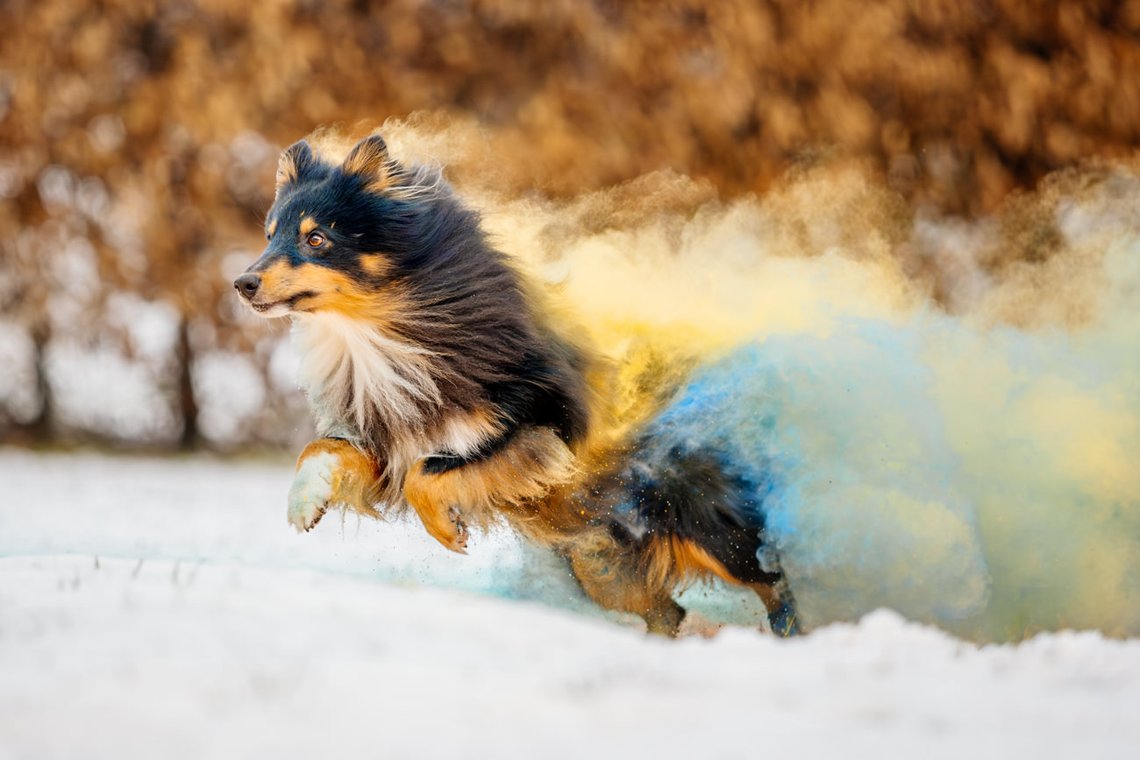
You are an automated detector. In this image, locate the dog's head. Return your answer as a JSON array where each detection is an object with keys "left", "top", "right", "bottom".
[{"left": 235, "top": 134, "right": 431, "bottom": 319}]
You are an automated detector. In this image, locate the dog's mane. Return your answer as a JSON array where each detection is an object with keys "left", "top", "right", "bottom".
[{"left": 287, "top": 157, "right": 590, "bottom": 504}]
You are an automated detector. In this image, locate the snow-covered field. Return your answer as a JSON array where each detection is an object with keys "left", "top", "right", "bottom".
[{"left": 2, "top": 448, "right": 1139, "bottom": 759}]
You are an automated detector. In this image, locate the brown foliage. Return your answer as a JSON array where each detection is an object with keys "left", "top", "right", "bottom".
[
  {"left": 7, "top": 0, "right": 1140, "bottom": 209},
  {"left": 2, "top": 0, "right": 1138, "bottom": 446}
]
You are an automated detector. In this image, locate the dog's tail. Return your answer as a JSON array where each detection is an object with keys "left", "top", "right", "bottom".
[{"left": 589, "top": 431, "right": 799, "bottom": 635}]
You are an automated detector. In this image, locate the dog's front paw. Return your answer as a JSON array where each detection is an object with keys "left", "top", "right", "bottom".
[{"left": 287, "top": 452, "right": 338, "bottom": 532}]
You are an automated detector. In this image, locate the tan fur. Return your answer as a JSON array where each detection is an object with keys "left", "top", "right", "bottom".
[
  {"left": 496, "top": 447, "right": 787, "bottom": 637},
  {"left": 255, "top": 259, "right": 296, "bottom": 303},
  {"left": 257, "top": 259, "right": 409, "bottom": 321},
  {"left": 275, "top": 146, "right": 302, "bottom": 194},
  {"left": 747, "top": 582, "right": 786, "bottom": 615},
  {"left": 433, "top": 407, "right": 505, "bottom": 460},
  {"left": 275, "top": 165, "right": 296, "bottom": 193},
  {"left": 359, "top": 254, "right": 393, "bottom": 278},
  {"left": 648, "top": 535, "right": 741, "bottom": 591},
  {"left": 403, "top": 426, "right": 576, "bottom": 553},
  {"left": 299, "top": 216, "right": 318, "bottom": 236},
  {"left": 564, "top": 528, "right": 686, "bottom": 635},
  {"left": 341, "top": 134, "right": 395, "bottom": 193},
  {"left": 295, "top": 437, "right": 382, "bottom": 520}
]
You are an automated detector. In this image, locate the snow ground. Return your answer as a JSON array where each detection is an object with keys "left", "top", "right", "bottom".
[{"left": 2, "top": 449, "right": 1139, "bottom": 759}]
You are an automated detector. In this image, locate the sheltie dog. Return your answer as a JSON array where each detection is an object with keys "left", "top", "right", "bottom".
[{"left": 235, "top": 133, "right": 797, "bottom": 636}]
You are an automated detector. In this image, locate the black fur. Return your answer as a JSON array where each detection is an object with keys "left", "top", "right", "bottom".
[
  {"left": 420, "top": 424, "right": 520, "bottom": 474},
  {"left": 251, "top": 138, "right": 589, "bottom": 456},
  {"left": 586, "top": 439, "right": 798, "bottom": 634},
  {"left": 609, "top": 445, "right": 783, "bottom": 586}
]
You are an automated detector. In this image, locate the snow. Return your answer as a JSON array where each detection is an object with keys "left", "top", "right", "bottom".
[{"left": 2, "top": 449, "right": 1139, "bottom": 759}]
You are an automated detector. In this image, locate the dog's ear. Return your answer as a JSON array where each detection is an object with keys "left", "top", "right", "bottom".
[
  {"left": 341, "top": 134, "right": 396, "bottom": 192},
  {"left": 275, "top": 140, "right": 318, "bottom": 196}
]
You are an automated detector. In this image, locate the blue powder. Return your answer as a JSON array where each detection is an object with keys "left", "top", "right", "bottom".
[
  {"left": 642, "top": 319, "right": 993, "bottom": 634},
  {"left": 638, "top": 306, "right": 1140, "bottom": 641}
]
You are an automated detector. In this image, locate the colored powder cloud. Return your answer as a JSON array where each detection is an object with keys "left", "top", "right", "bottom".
[{"left": 390, "top": 119, "right": 1139, "bottom": 641}]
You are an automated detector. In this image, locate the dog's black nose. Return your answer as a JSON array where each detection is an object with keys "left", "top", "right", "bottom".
[{"left": 234, "top": 273, "right": 261, "bottom": 299}]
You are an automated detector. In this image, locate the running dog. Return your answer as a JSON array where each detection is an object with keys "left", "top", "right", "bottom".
[{"left": 234, "top": 133, "right": 796, "bottom": 636}]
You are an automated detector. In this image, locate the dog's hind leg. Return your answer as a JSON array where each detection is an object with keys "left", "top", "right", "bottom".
[
  {"left": 288, "top": 438, "right": 382, "bottom": 532},
  {"left": 748, "top": 580, "right": 800, "bottom": 637},
  {"left": 565, "top": 533, "right": 686, "bottom": 637}
]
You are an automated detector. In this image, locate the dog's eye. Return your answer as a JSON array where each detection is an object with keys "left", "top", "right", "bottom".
[{"left": 306, "top": 232, "right": 326, "bottom": 248}]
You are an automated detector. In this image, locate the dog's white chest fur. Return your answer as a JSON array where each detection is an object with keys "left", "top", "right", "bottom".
[{"left": 291, "top": 313, "right": 440, "bottom": 441}]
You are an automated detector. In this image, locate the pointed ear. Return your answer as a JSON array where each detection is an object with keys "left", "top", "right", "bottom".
[
  {"left": 275, "top": 140, "right": 317, "bottom": 196},
  {"left": 341, "top": 134, "right": 396, "bottom": 192}
]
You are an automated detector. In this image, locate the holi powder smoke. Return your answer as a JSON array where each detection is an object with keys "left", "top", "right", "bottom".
[{"left": 379, "top": 119, "right": 1139, "bottom": 642}]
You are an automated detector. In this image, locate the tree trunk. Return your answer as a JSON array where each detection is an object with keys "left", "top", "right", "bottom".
[
  {"left": 176, "top": 318, "right": 199, "bottom": 450},
  {"left": 27, "top": 318, "right": 53, "bottom": 442}
]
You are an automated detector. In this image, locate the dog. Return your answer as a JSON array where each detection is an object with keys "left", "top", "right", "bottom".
[{"left": 235, "top": 133, "right": 797, "bottom": 636}]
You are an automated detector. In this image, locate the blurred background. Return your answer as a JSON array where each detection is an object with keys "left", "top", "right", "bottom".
[{"left": 3, "top": 0, "right": 1139, "bottom": 452}]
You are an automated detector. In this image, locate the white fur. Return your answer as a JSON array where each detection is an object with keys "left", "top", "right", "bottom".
[
  {"left": 387, "top": 162, "right": 446, "bottom": 201},
  {"left": 291, "top": 312, "right": 441, "bottom": 440},
  {"left": 289, "top": 312, "right": 504, "bottom": 510},
  {"left": 287, "top": 451, "right": 338, "bottom": 532},
  {"left": 258, "top": 303, "right": 292, "bottom": 319},
  {"left": 435, "top": 412, "right": 502, "bottom": 459}
]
